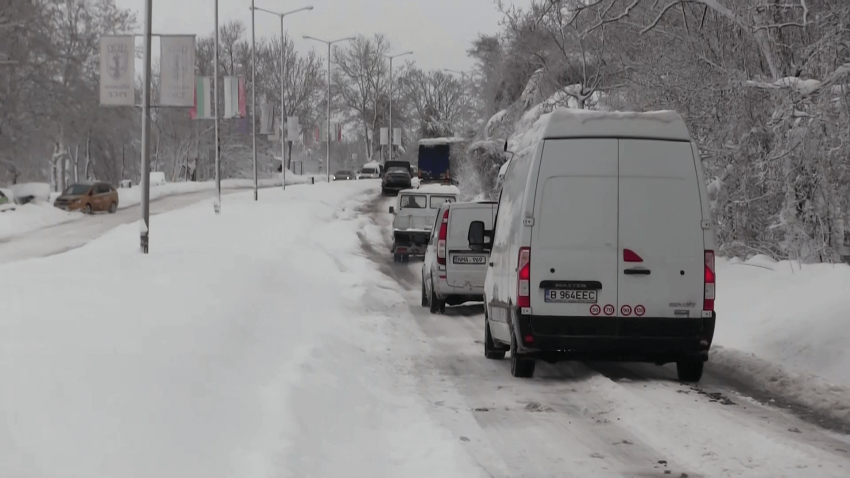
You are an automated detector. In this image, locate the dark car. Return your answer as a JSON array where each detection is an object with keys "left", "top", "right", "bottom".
[
  {"left": 381, "top": 166, "right": 412, "bottom": 196},
  {"left": 53, "top": 181, "right": 119, "bottom": 214},
  {"left": 332, "top": 170, "right": 356, "bottom": 181}
]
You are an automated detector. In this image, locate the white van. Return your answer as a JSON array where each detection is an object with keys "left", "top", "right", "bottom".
[
  {"left": 470, "top": 109, "right": 716, "bottom": 381},
  {"left": 421, "top": 201, "right": 497, "bottom": 313}
]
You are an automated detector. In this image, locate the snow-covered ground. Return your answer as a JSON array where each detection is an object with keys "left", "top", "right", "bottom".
[
  {"left": 3, "top": 181, "right": 850, "bottom": 477},
  {"left": 0, "top": 181, "right": 482, "bottom": 478},
  {"left": 0, "top": 175, "right": 323, "bottom": 241}
]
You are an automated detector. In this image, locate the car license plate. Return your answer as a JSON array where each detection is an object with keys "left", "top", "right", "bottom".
[
  {"left": 544, "top": 289, "right": 598, "bottom": 303},
  {"left": 453, "top": 255, "right": 486, "bottom": 265}
]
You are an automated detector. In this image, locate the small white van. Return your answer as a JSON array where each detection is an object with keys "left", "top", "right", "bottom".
[
  {"left": 421, "top": 201, "right": 497, "bottom": 313},
  {"left": 470, "top": 109, "right": 716, "bottom": 381}
]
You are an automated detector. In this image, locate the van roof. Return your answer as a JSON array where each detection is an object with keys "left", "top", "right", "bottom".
[
  {"left": 400, "top": 184, "right": 461, "bottom": 195},
  {"left": 448, "top": 201, "right": 497, "bottom": 210},
  {"left": 540, "top": 109, "right": 691, "bottom": 142}
]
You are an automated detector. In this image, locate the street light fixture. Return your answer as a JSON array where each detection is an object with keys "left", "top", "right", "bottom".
[
  {"left": 250, "top": 4, "right": 313, "bottom": 195},
  {"left": 443, "top": 68, "right": 472, "bottom": 136},
  {"left": 383, "top": 50, "right": 412, "bottom": 161},
  {"left": 303, "top": 34, "right": 355, "bottom": 182}
]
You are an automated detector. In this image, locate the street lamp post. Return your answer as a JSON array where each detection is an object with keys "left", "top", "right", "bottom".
[
  {"left": 443, "top": 68, "right": 471, "bottom": 137},
  {"left": 303, "top": 35, "right": 354, "bottom": 182},
  {"left": 214, "top": 0, "right": 220, "bottom": 212},
  {"left": 383, "top": 51, "right": 412, "bottom": 161},
  {"left": 251, "top": 5, "right": 313, "bottom": 193},
  {"left": 140, "top": 0, "right": 153, "bottom": 251}
]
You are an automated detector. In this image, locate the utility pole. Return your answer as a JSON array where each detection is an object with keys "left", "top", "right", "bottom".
[
  {"left": 384, "top": 51, "right": 412, "bottom": 161},
  {"left": 303, "top": 35, "right": 355, "bottom": 182}
]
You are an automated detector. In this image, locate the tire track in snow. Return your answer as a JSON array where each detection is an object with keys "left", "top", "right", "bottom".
[{"left": 359, "top": 191, "right": 850, "bottom": 477}]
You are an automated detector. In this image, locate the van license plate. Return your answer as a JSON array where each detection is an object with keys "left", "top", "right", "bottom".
[
  {"left": 453, "top": 255, "right": 486, "bottom": 265},
  {"left": 545, "top": 289, "right": 598, "bottom": 303}
]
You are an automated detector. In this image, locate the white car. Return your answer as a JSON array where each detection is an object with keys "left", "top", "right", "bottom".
[
  {"left": 389, "top": 185, "right": 460, "bottom": 262},
  {"left": 356, "top": 166, "right": 380, "bottom": 179},
  {"left": 421, "top": 201, "right": 497, "bottom": 314},
  {"left": 473, "top": 109, "right": 716, "bottom": 381}
]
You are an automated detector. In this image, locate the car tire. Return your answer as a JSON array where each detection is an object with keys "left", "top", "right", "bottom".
[
  {"left": 421, "top": 279, "right": 428, "bottom": 307},
  {"left": 429, "top": 279, "right": 440, "bottom": 314},
  {"left": 84, "top": 204, "right": 92, "bottom": 215},
  {"left": 484, "top": 321, "right": 506, "bottom": 360},
  {"left": 108, "top": 202, "right": 117, "bottom": 214},
  {"left": 510, "top": 330, "right": 535, "bottom": 378},
  {"left": 676, "top": 359, "right": 704, "bottom": 383}
]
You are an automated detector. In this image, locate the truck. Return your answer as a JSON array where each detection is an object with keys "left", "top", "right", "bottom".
[
  {"left": 417, "top": 137, "right": 467, "bottom": 184},
  {"left": 388, "top": 184, "right": 461, "bottom": 262}
]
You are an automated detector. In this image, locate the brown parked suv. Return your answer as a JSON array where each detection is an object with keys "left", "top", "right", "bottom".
[{"left": 54, "top": 182, "right": 119, "bottom": 214}]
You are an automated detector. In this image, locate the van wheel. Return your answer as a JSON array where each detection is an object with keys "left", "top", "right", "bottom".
[
  {"left": 484, "top": 321, "right": 506, "bottom": 360},
  {"left": 676, "top": 359, "right": 704, "bottom": 383},
  {"left": 510, "top": 331, "right": 535, "bottom": 378},
  {"left": 108, "top": 202, "right": 117, "bottom": 214},
  {"left": 84, "top": 204, "right": 92, "bottom": 215}
]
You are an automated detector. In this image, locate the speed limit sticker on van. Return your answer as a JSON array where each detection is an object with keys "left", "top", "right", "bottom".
[{"left": 544, "top": 289, "right": 597, "bottom": 303}]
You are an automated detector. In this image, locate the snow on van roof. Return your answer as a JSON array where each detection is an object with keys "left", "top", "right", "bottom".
[
  {"left": 418, "top": 137, "right": 467, "bottom": 146},
  {"left": 540, "top": 108, "right": 691, "bottom": 141},
  {"left": 399, "top": 184, "right": 461, "bottom": 195}
]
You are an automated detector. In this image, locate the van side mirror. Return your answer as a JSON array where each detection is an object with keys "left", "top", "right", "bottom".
[
  {"left": 88, "top": 190, "right": 93, "bottom": 196},
  {"left": 389, "top": 206, "right": 395, "bottom": 214},
  {"left": 468, "top": 221, "right": 491, "bottom": 252}
]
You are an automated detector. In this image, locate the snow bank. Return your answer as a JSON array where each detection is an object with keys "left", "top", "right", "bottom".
[
  {"left": 418, "top": 137, "right": 467, "bottom": 146},
  {"left": 10, "top": 182, "right": 50, "bottom": 202},
  {"left": 713, "top": 257, "right": 850, "bottom": 424},
  {"left": 0, "top": 182, "right": 483, "bottom": 478},
  {"left": 0, "top": 202, "right": 79, "bottom": 240}
]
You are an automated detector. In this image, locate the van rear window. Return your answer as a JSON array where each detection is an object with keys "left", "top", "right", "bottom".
[{"left": 430, "top": 196, "right": 456, "bottom": 209}]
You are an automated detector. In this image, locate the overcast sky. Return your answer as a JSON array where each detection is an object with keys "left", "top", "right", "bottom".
[{"left": 114, "top": 0, "right": 519, "bottom": 71}]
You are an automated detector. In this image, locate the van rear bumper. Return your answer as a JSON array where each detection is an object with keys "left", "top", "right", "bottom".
[{"left": 514, "top": 313, "right": 716, "bottom": 364}]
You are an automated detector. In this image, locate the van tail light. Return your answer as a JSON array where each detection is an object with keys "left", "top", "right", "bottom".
[
  {"left": 623, "top": 248, "right": 643, "bottom": 262},
  {"left": 436, "top": 209, "right": 449, "bottom": 265},
  {"left": 517, "top": 247, "right": 531, "bottom": 308},
  {"left": 704, "top": 250, "right": 715, "bottom": 312}
]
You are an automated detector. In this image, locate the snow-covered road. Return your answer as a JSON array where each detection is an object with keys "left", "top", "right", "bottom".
[
  {"left": 3, "top": 182, "right": 850, "bottom": 478},
  {"left": 0, "top": 187, "right": 261, "bottom": 265},
  {"left": 362, "top": 194, "right": 850, "bottom": 478}
]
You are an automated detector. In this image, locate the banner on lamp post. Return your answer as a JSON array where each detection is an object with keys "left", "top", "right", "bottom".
[
  {"left": 286, "top": 116, "right": 299, "bottom": 142},
  {"left": 259, "top": 103, "right": 274, "bottom": 134},
  {"left": 380, "top": 127, "right": 388, "bottom": 146},
  {"left": 189, "top": 77, "right": 213, "bottom": 119},
  {"left": 223, "top": 76, "right": 246, "bottom": 118},
  {"left": 99, "top": 35, "right": 135, "bottom": 106},
  {"left": 159, "top": 35, "right": 195, "bottom": 107},
  {"left": 392, "top": 128, "right": 402, "bottom": 146}
]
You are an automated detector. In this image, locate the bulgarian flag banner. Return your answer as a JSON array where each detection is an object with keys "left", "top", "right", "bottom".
[{"left": 189, "top": 77, "right": 213, "bottom": 120}]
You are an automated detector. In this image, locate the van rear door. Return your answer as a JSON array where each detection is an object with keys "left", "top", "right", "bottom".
[
  {"left": 446, "top": 204, "right": 496, "bottom": 289},
  {"left": 617, "top": 139, "right": 704, "bottom": 319},
  {"left": 530, "top": 139, "right": 619, "bottom": 317}
]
